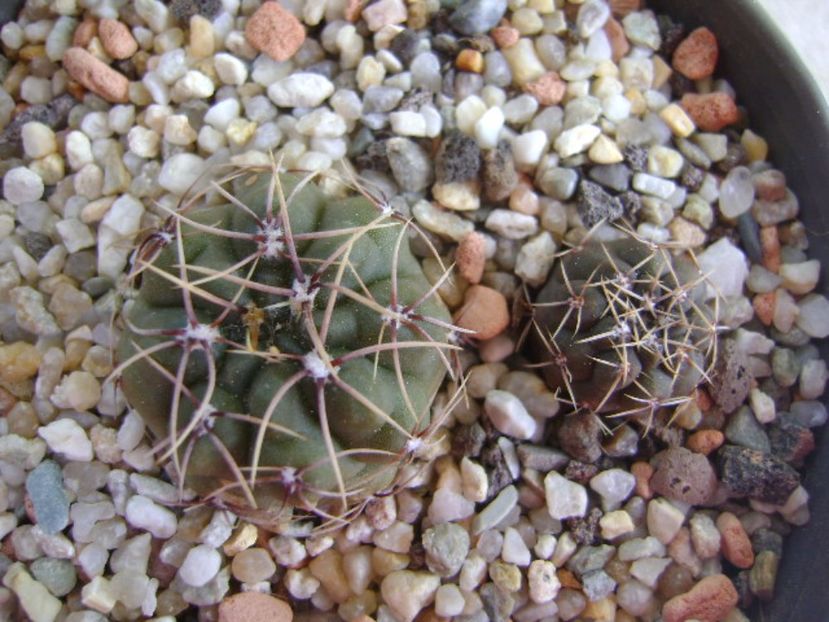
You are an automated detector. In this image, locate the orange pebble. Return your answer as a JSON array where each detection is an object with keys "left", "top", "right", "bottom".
[
  {"left": 686, "top": 429, "right": 724, "bottom": 456},
  {"left": 523, "top": 71, "right": 566, "bottom": 106},
  {"left": 491, "top": 24, "right": 520, "bottom": 49},
  {"left": 672, "top": 27, "right": 719, "bottom": 80},
  {"left": 456, "top": 48, "right": 484, "bottom": 73},
  {"left": 753, "top": 292, "right": 776, "bottom": 326},
  {"left": 680, "top": 92, "right": 740, "bottom": 132},
  {"left": 760, "top": 226, "right": 781, "bottom": 273},
  {"left": 716, "top": 512, "right": 755, "bottom": 569}
]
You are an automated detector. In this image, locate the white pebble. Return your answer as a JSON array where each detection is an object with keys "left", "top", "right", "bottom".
[
  {"left": 544, "top": 472, "right": 588, "bottom": 520},
  {"left": 590, "top": 469, "right": 636, "bottom": 508},
  {"left": 213, "top": 52, "right": 248, "bottom": 86},
  {"left": 435, "top": 584, "right": 465, "bottom": 617},
  {"left": 485, "top": 209, "right": 539, "bottom": 240},
  {"left": 646, "top": 498, "right": 685, "bottom": 545},
  {"left": 38, "top": 418, "right": 94, "bottom": 462},
  {"left": 20, "top": 76, "right": 52, "bottom": 105},
  {"left": 108, "top": 105, "right": 136, "bottom": 135},
  {"left": 3, "top": 167, "right": 44, "bottom": 205},
  {"left": 127, "top": 127, "right": 160, "bottom": 159},
  {"left": 512, "top": 129, "right": 548, "bottom": 168},
  {"left": 718, "top": 166, "right": 755, "bottom": 218},
  {"left": 632, "top": 172, "right": 677, "bottom": 199},
  {"left": 268, "top": 73, "right": 335, "bottom": 108},
  {"left": 554, "top": 124, "right": 601, "bottom": 158},
  {"left": 796, "top": 294, "right": 829, "bottom": 338},
  {"left": 515, "top": 231, "right": 557, "bottom": 287},
  {"left": 163, "top": 114, "right": 197, "bottom": 145},
  {"left": 474, "top": 106, "right": 505, "bottom": 149},
  {"left": 697, "top": 237, "right": 749, "bottom": 299},
  {"left": 389, "top": 111, "right": 427, "bottom": 137},
  {"left": 178, "top": 544, "right": 222, "bottom": 587},
  {"left": 172, "top": 70, "right": 215, "bottom": 100},
  {"left": 158, "top": 153, "right": 207, "bottom": 195},
  {"left": 21, "top": 122, "right": 57, "bottom": 159},
  {"left": 125, "top": 495, "right": 177, "bottom": 539},
  {"left": 484, "top": 390, "right": 537, "bottom": 439},
  {"left": 204, "top": 97, "right": 241, "bottom": 131},
  {"left": 296, "top": 109, "right": 347, "bottom": 138},
  {"left": 501, "top": 527, "right": 531, "bottom": 566}
]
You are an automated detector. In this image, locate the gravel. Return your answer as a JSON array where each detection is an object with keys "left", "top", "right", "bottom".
[{"left": 0, "top": 0, "right": 826, "bottom": 620}]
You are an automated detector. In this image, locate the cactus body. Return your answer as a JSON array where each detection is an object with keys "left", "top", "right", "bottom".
[
  {"left": 528, "top": 232, "right": 718, "bottom": 427},
  {"left": 117, "top": 167, "right": 455, "bottom": 523}
]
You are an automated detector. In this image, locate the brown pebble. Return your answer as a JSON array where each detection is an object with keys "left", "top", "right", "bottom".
[
  {"left": 453, "top": 285, "right": 509, "bottom": 341},
  {"left": 680, "top": 92, "right": 740, "bottom": 132},
  {"left": 218, "top": 593, "right": 293, "bottom": 622},
  {"left": 650, "top": 447, "right": 717, "bottom": 505},
  {"left": 695, "top": 388, "right": 713, "bottom": 412},
  {"left": 753, "top": 292, "right": 776, "bottom": 326},
  {"left": 557, "top": 568, "right": 581, "bottom": 589},
  {"left": 753, "top": 169, "right": 787, "bottom": 202},
  {"left": 604, "top": 17, "right": 630, "bottom": 63},
  {"left": 716, "top": 512, "right": 755, "bottom": 569},
  {"left": 686, "top": 429, "right": 724, "bottom": 456},
  {"left": 345, "top": 0, "right": 364, "bottom": 21},
  {"left": 245, "top": 1, "right": 306, "bottom": 62},
  {"left": 98, "top": 18, "right": 138, "bottom": 60},
  {"left": 662, "top": 574, "right": 739, "bottom": 622},
  {"left": 491, "top": 24, "right": 520, "bottom": 48},
  {"left": 759, "top": 226, "right": 781, "bottom": 273},
  {"left": 62, "top": 47, "right": 129, "bottom": 103},
  {"left": 456, "top": 232, "right": 486, "bottom": 284},
  {"left": 631, "top": 461, "right": 653, "bottom": 500},
  {"left": 73, "top": 17, "right": 98, "bottom": 48},
  {"left": 523, "top": 71, "right": 566, "bottom": 106},
  {"left": 672, "top": 27, "right": 719, "bottom": 80},
  {"left": 478, "top": 333, "right": 514, "bottom": 363},
  {"left": 609, "top": 0, "right": 641, "bottom": 17}
]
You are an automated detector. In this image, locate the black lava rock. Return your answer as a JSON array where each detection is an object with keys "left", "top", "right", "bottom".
[
  {"left": 169, "top": 0, "right": 222, "bottom": 21},
  {"left": 435, "top": 129, "right": 481, "bottom": 184},
  {"left": 482, "top": 140, "right": 518, "bottom": 202},
  {"left": 717, "top": 445, "right": 801, "bottom": 505},
  {"left": 577, "top": 180, "right": 624, "bottom": 227},
  {"left": 622, "top": 145, "right": 648, "bottom": 172},
  {"left": 768, "top": 417, "right": 815, "bottom": 466}
]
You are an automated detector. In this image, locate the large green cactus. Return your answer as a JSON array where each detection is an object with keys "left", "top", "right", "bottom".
[
  {"left": 527, "top": 230, "right": 719, "bottom": 428},
  {"left": 116, "top": 165, "right": 457, "bottom": 524}
]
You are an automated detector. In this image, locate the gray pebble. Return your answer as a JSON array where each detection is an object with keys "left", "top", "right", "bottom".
[
  {"left": 566, "top": 544, "right": 615, "bottom": 577},
  {"left": 588, "top": 164, "right": 631, "bottom": 193},
  {"left": 582, "top": 569, "right": 617, "bottom": 602},
  {"left": 422, "top": 523, "right": 470, "bottom": 577},
  {"left": 725, "top": 406, "right": 771, "bottom": 453},
  {"left": 449, "top": 0, "right": 508, "bottom": 36},
  {"left": 26, "top": 460, "right": 70, "bottom": 534},
  {"left": 771, "top": 347, "right": 800, "bottom": 388},
  {"left": 386, "top": 137, "right": 434, "bottom": 192},
  {"left": 30, "top": 557, "right": 77, "bottom": 597}
]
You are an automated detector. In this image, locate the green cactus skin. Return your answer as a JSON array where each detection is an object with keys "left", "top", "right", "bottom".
[
  {"left": 527, "top": 230, "right": 719, "bottom": 428},
  {"left": 116, "top": 166, "right": 457, "bottom": 525}
]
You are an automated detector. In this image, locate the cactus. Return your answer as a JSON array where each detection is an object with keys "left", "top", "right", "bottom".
[
  {"left": 526, "top": 228, "right": 719, "bottom": 430},
  {"left": 115, "top": 163, "right": 459, "bottom": 526}
]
